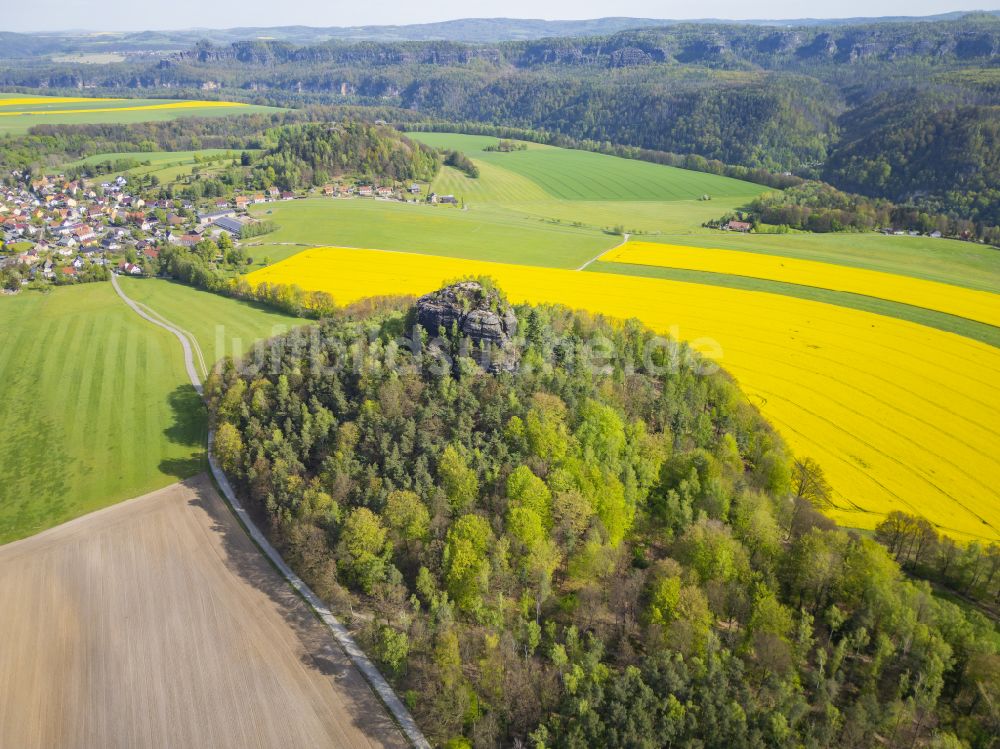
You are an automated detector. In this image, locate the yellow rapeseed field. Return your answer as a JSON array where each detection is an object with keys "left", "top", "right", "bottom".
[
  {"left": 0, "top": 101, "right": 249, "bottom": 117},
  {"left": 248, "top": 247, "right": 1000, "bottom": 541},
  {"left": 0, "top": 97, "right": 125, "bottom": 108},
  {"left": 601, "top": 241, "right": 1000, "bottom": 328}
]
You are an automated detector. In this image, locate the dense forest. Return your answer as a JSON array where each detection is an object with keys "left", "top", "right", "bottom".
[
  {"left": 823, "top": 92, "right": 1000, "bottom": 227},
  {"left": 206, "top": 281, "right": 999, "bottom": 749},
  {"left": 2, "top": 15, "right": 998, "bottom": 227}
]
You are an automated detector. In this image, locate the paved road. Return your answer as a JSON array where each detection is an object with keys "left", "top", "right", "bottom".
[{"left": 110, "top": 274, "right": 430, "bottom": 749}]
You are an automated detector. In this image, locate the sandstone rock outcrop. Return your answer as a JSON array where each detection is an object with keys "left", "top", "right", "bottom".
[{"left": 415, "top": 282, "right": 519, "bottom": 373}]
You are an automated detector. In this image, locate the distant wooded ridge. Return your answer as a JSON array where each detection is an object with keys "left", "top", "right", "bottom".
[{"left": 3, "top": 11, "right": 1000, "bottom": 53}]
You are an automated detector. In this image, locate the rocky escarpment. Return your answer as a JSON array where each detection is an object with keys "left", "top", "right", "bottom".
[{"left": 415, "top": 281, "right": 519, "bottom": 373}]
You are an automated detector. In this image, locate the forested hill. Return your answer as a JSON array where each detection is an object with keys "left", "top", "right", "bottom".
[
  {"left": 250, "top": 123, "right": 440, "bottom": 190},
  {"left": 208, "top": 281, "right": 1000, "bottom": 748}
]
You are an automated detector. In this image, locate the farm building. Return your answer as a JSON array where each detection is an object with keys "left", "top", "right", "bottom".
[
  {"left": 198, "top": 209, "right": 236, "bottom": 225},
  {"left": 213, "top": 217, "right": 245, "bottom": 237}
]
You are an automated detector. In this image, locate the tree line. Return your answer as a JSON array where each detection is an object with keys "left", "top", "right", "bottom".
[{"left": 711, "top": 181, "right": 1000, "bottom": 247}]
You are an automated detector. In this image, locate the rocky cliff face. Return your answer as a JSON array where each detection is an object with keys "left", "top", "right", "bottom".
[{"left": 415, "top": 282, "right": 519, "bottom": 373}]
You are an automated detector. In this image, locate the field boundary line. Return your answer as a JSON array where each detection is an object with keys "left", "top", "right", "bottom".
[
  {"left": 110, "top": 274, "right": 430, "bottom": 749},
  {"left": 576, "top": 232, "right": 629, "bottom": 271}
]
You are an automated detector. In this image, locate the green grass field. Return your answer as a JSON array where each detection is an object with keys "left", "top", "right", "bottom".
[
  {"left": 248, "top": 198, "right": 618, "bottom": 268},
  {"left": 67, "top": 149, "right": 236, "bottom": 167},
  {"left": 60, "top": 148, "right": 261, "bottom": 185},
  {"left": 117, "top": 277, "right": 305, "bottom": 371},
  {"left": 0, "top": 283, "right": 204, "bottom": 542},
  {"left": 407, "top": 132, "right": 764, "bottom": 201},
  {"left": 0, "top": 93, "right": 283, "bottom": 135},
  {"left": 0, "top": 281, "right": 304, "bottom": 543},
  {"left": 252, "top": 133, "right": 1000, "bottom": 300}
]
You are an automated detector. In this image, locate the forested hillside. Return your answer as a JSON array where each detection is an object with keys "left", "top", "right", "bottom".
[
  {"left": 824, "top": 92, "right": 1000, "bottom": 227},
  {"left": 207, "top": 282, "right": 999, "bottom": 749},
  {"left": 249, "top": 122, "right": 439, "bottom": 190},
  {"left": 2, "top": 15, "right": 998, "bottom": 225}
]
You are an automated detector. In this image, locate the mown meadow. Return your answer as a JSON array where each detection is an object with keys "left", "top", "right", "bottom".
[{"left": 0, "top": 281, "right": 303, "bottom": 542}]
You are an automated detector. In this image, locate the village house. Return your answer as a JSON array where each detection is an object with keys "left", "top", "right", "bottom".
[
  {"left": 178, "top": 233, "right": 202, "bottom": 247},
  {"left": 234, "top": 196, "right": 250, "bottom": 210},
  {"left": 73, "top": 225, "right": 96, "bottom": 244},
  {"left": 725, "top": 220, "right": 752, "bottom": 232},
  {"left": 357, "top": 185, "right": 374, "bottom": 197}
]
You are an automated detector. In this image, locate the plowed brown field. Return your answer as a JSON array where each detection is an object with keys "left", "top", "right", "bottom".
[{"left": 0, "top": 475, "right": 406, "bottom": 749}]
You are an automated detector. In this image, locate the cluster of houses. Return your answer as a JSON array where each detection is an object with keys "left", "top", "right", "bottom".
[
  {"left": 0, "top": 168, "right": 293, "bottom": 285},
  {"left": 880, "top": 227, "right": 943, "bottom": 238},
  {"left": 1, "top": 167, "right": 448, "bottom": 288},
  {"left": 325, "top": 182, "right": 426, "bottom": 200},
  {"left": 312, "top": 180, "right": 464, "bottom": 206},
  {"left": 0, "top": 172, "right": 166, "bottom": 282}
]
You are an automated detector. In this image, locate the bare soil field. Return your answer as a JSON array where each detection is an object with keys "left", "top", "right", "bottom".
[{"left": 0, "top": 475, "right": 407, "bottom": 749}]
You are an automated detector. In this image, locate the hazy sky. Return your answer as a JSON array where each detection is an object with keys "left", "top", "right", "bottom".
[{"left": 8, "top": 0, "right": 992, "bottom": 32}]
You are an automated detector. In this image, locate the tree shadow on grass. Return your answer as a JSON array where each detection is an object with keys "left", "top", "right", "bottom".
[
  {"left": 186, "top": 476, "right": 407, "bottom": 747},
  {"left": 159, "top": 385, "right": 208, "bottom": 480},
  {"left": 164, "top": 384, "right": 207, "bottom": 447}
]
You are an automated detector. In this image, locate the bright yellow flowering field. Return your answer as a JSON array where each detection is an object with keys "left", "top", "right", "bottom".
[
  {"left": 0, "top": 96, "right": 124, "bottom": 108},
  {"left": 0, "top": 101, "right": 249, "bottom": 117},
  {"left": 247, "top": 247, "right": 1000, "bottom": 541},
  {"left": 601, "top": 241, "right": 1000, "bottom": 328}
]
